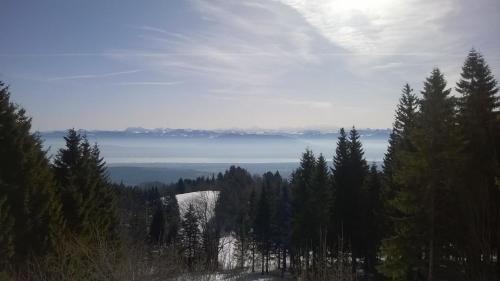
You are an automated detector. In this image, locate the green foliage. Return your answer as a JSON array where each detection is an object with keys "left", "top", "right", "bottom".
[
  {"left": 0, "top": 82, "right": 64, "bottom": 268},
  {"left": 379, "top": 68, "right": 462, "bottom": 280},
  {"left": 0, "top": 194, "right": 14, "bottom": 268},
  {"left": 181, "top": 204, "right": 200, "bottom": 268},
  {"left": 149, "top": 205, "right": 165, "bottom": 244},
  {"left": 164, "top": 193, "right": 181, "bottom": 245},
  {"left": 53, "top": 130, "right": 118, "bottom": 242},
  {"left": 455, "top": 49, "right": 499, "bottom": 279}
]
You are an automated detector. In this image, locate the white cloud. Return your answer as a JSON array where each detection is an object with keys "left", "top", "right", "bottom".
[
  {"left": 112, "top": 81, "right": 183, "bottom": 86},
  {"left": 46, "top": 69, "right": 142, "bottom": 81},
  {"left": 276, "top": 0, "right": 458, "bottom": 55}
]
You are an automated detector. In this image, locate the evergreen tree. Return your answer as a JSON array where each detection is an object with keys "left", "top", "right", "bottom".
[
  {"left": 378, "top": 84, "right": 420, "bottom": 280},
  {"left": 255, "top": 176, "right": 272, "bottom": 274},
  {"left": 456, "top": 49, "right": 499, "bottom": 279},
  {"left": 0, "top": 82, "right": 64, "bottom": 267},
  {"left": 277, "top": 182, "right": 292, "bottom": 276},
  {"left": 0, "top": 193, "right": 14, "bottom": 269},
  {"left": 248, "top": 187, "right": 258, "bottom": 272},
  {"left": 164, "top": 193, "right": 180, "bottom": 245},
  {"left": 149, "top": 205, "right": 165, "bottom": 244},
  {"left": 181, "top": 204, "right": 200, "bottom": 268},
  {"left": 332, "top": 128, "right": 350, "bottom": 245},
  {"left": 363, "top": 164, "right": 383, "bottom": 274},
  {"left": 381, "top": 69, "right": 460, "bottom": 280},
  {"left": 381, "top": 84, "right": 419, "bottom": 226},
  {"left": 346, "top": 127, "right": 368, "bottom": 269},
  {"left": 53, "top": 130, "right": 118, "bottom": 241},
  {"left": 290, "top": 149, "right": 316, "bottom": 272},
  {"left": 176, "top": 178, "right": 186, "bottom": 194},
  {"left": 309, "top": 154, "right": 331, "bottom": 268}
]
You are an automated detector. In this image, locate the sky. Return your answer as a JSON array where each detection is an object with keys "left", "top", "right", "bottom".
[{"left": 1, "top": 0, "right": 499, "bottom": 131}]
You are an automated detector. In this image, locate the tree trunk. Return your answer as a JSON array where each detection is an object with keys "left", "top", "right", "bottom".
[
  {"left": 282, "top": 247, "right": 287, "bottom": 278},
  {"left": 252, "top": 242, "right": 255, "bottom": 272},
  {"left": 428, "top": 192, "right": 435, "bottom": 281},
  {"left": 266, "top": 248, "right": 269, "bottom": 274},
  {"left": 261, "top": 251, "right": 265, "bottom": 274},
  {"left": 277, "top": 247, "right": 281, "bottom": 269}
]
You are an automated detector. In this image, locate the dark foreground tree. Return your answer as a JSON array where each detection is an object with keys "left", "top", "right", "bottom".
[
  {"left": 149, "top": 205, "right": 165, "bottom": 244},
  {"left": 0, "top": 82, "right": 64, "bottom": 269},
  {"left": 53, "top": 130, "right": 118, "bottom": 241},
  {"left": 456, "top": 49, "right": 499, "bottom": 279},
  {"left": 380, "top": 68, "right": 461, "bottom": 280}
]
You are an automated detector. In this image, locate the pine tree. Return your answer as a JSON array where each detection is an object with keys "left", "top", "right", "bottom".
[
  {"left": 149, "top": 205, "right": 165, "bottom": 244},
  {"left": 363, "top": 164, "right": 383, "bottom": 274},
  {"left": 164, "top": 193, "right": 180, "bottom": 245},
  {"left": 176, "top": 178, "right": 186, "bottom": 194},
  {"left": 290, "top": 149, "right": 316, "bottom": 272},
  {"left": 248, "top": 187, "right": 257, "bottom": 272},
  {"left": 381, "top": 84, "right": 419, "bottom": 226},
  {"left": 53, "top": 130, "right": 118, "bottom": 241},
  {"left": 181, "top": 204, "right": 200, "bottom": 268},
  {"left": 456, "top": 49, "right": 499, "bottom": 279},
  {"left": 0, "top": 82, "right": 64, "bottom": 267},
  {"left": 0, "top": 193, "right": 14, "bottom": 269},
  {"left": 277, "top": 182, "right": 292, "bottom": 277},
  {"left": 309, "top": 154, "right": 331, "bottom": 269},
  {"left": 347, "top": 127, "right": 368, "bottom": 269},
  {"left": 378, "top": 84, "right": 420, "bottom": 280},
  {"left": 381, "top": 69, "right": 460, "bottom": 280},
  {"left": 255, "top": 176, "right": 272, "bottom": 274},
  {"left": 332, "top": 128, "right": 350, "bottom": 246}
]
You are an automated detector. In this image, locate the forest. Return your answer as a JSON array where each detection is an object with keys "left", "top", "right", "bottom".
[{"left": 0, "top": 49, "right": 499, "bottom": 281}]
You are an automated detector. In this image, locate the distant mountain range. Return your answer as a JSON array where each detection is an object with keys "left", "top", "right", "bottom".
[{"left": 40, "top": 127, "right": 391, "bottom": 140}]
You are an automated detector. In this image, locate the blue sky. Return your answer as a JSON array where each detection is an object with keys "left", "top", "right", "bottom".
[{"left": 1, "top": 0, "right": 499, "bottom": 131}]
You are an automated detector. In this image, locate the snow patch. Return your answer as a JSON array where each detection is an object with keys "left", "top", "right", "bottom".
[{"left": 176, "top": 191, "right": 219, "bottom": 222}]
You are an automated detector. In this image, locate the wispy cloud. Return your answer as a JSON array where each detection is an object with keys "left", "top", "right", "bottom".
[
  {"left": 112, "top": 81, "right": 183, "bottom": 86},
  {"left": 111, "top": 0, "right": 329, "bottom": 90},
  {"left": 276, "top": 0, "right": 458, "bottom": 55},
  {"left": 47, "top": 69, "right": 142, "bottom": 81}
]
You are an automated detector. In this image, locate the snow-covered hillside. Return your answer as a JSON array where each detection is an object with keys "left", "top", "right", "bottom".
[
  {"left": 176, "top": 190, "right": 219, "bottom": 222},
  {"left": 175, "top": 191, "right": 241, "bottom": 270}
]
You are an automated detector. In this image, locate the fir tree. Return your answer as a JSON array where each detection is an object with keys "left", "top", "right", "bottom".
[
  {"left": 164, "top": 193, "right": 180, "bottom": 245},
  {"left": 0, "top": 82, "right": 64, "bottom": 267},
  {"left": 346, "top": 127, "right": 368, "bottom": 269},
  {"left": 456, "top": 49, "right": 499, "bottom": 279},
  {"left": 381, "top": 83, "right": 419, "bottom": 224},
  {"left": 255, "top": 176, "right": 272, "bottom": 274},
  {"left": 309, "top": 154, "right": 331, "bottom": 268},
  {"left": 53, "top": 130, "right": 118, "bottom": 241},
  {"left": 381, "top": 68, "right": 460, "bottom": 280},
  {"left": 149, "top": 205, "right": 165, "bottom": 244},
  {"left": 332, "top": 128, "right": 350, "bottom": 245},
  {"left": 181, "top": 204, "right": 200, "bottom": 268},
  {"left": 378, "top": 84, "right": 420, "bottom": 280},
  {"left": 277, "top": 182, "right": 292, "bottom": 276},
  {"left": 290, "top": 149, "right": 316, "bottom": 272},
  {"left": 363, "top": 164, "right": 383, "bottom": 274},
  {"left": 0, "top": 193, "right": 14, "bottom": 269}
]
